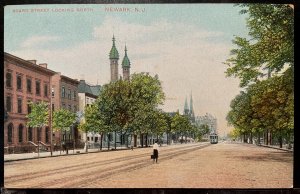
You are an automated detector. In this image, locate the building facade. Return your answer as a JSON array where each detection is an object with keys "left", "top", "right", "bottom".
[
  {"left": 77, "top": 79, "right": 101, "bottom": 144},
  {"left": 196, "top": 113, "right": 218, "bottom": 140},
  {"left": 4, "top": 52, "right": 56, "bottom": 149},
  {"left": 51, "top": 73, "right": 80, "bottom": 144}
]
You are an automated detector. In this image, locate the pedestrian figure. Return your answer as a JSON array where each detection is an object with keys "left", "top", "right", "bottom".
[{"left": 153, "top": 140, "right": 159, "bottom": 163}]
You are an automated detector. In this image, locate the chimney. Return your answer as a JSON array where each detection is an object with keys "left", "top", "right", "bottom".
[
  {"left": 39, "top": 63, "right": 48, "bottom": 69},
  {"left": 27, "top": 60, "right": 37, "bottom": 64}
]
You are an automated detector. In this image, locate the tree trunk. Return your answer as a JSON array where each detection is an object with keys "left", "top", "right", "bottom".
[
  {"left": 167, "top": 132, "right": 169, "bottom": 145},
  {"left": 100, "top": 133, "right": 103, "bottom": 150},
  {"left": 114, "top": 131, "right": 117, "bottom": 150},
  {"left": 134, "top": 134, "right": 137, "bottom": 147},
  {"left": 250, "top": 132, "right": 253, "bottom": 144},
  {"left": 145, "top": 133, "right": 148, "bottom": 147},
  {"left": 140, "top": 133, "right": 144, "bottom": 147},
  {"left": 108, "top": 133, "right": 110, "bottom": 150},
  {"left": 279, "top": 135, "right": 283, "bottom": 148}
]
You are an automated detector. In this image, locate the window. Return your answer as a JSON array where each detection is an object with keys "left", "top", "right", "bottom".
[
  {"left": 73, "top": 91, "right": 76, "bottom": 101},
  {"left": 17, "top": 98, "right": 22, "bottom": 113},
  {"left": 27, "top": 78, "right": 32, "bottom": 93},
  {"left": 17, "top": 75, "right": 22, "bottom": 90},
  {"left": 36, "top": 81, "right": 41, "bottom": 95},
  {"left": 46, "top": 127, "right": 50, "bottom": 143},
  {"left": 37, "top": 128, "right": 41, "bottom": 141},
  {"left": 27, "top": 101, "right": 32, "bottom": 114},
  {"left": 28, "top": 127, "right": 33, "bottom": 141},
  {"left": 68, "top": 89, "right": 71, "bottom": 100},
  {"left": 52, "top": 87, "right": 55, "bottom": 97},
  {"left": 6, "top": 96, "right": 12, "bottom": 112},
  {"left": 61, "top": 86, "right": 65, "bottom": 98},
  {"left": 6, "top": 72, "right": 12, "bottom": 88},
  {"left": 19, "top": 124, "right": 23, "bottom": 143},
  {"left": 52, "top": 104, "right": 55, "bottom": 112},
  {"left": 8, "top": 123, "right": 13, "bottom": 143},
  {"left": 44, "top": 84, "right": 48, "bottom": 97}
]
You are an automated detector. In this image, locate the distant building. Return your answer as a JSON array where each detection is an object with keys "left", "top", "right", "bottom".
[
  {"left": 183, "top": 92, "right": 195, "bottom": 123},
  {"left": 196, "top": 113, "right": 218, "bottom": 139}
]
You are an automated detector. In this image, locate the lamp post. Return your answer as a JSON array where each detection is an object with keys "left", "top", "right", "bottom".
[{"left": 50, "top": 87, "right": 54, "bottom": 156}]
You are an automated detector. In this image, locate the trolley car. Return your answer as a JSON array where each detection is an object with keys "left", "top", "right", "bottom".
[{"left": 209, "top": 133, "right": 218, "bottom": 144}]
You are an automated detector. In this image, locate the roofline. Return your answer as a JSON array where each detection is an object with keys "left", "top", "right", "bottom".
[
  {"left": 61, "top": 75, "right": 80, "bottom": 84},
  {"left": 4, "top": 52, "right": 57, "bottom": 75}
]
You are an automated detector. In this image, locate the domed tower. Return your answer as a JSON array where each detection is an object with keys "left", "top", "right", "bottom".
[
  {"left": 109, "top": 35, "right": 119, "bottom": 82},
  {"left": 121, "top": 45, "right": 131, "bottom": 81}
]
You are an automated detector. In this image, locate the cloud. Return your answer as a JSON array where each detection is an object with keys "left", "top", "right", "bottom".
[{"left": 21, "top": 35, "right": 61, "bottom": 48}]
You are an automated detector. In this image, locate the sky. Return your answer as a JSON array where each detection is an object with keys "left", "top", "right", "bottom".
[{"left": 4, "top": 4, "right": 249, "bottom": 136}]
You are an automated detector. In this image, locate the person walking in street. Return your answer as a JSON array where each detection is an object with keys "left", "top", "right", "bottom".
[{"left": 153, "top": 140, "right": 159, "bottom": 163}]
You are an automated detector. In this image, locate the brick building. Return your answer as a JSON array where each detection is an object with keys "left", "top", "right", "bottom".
[
  {"left": 51, "top": 73, "right": 80, "bottom": 145},
  {"left": 4, "top": 52, "right": 56, "bottom": 149}
]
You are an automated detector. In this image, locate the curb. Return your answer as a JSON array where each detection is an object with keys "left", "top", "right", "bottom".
[{"left": 258, "top": 144, "right": 293, "bottom": 153}]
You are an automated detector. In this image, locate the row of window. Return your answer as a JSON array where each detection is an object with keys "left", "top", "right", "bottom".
[
  {"left": 7, "top": 123, "right": 50, "bottom": 143},
  {"left": 61, "top": 86, "right": 77, "bottom": 101},
  {"left": 6, "top": 96, "right": 35, "bottom": 114},
  {"left": 6, "top": 95, "right": 78, "bottom": 114},
  {"left": 6, "top": 72, "right": 49, "bottom": 97}
]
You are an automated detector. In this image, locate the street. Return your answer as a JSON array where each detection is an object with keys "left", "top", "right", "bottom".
[{"left": 4, "top": 142, "right": 293, "bottom": 188}]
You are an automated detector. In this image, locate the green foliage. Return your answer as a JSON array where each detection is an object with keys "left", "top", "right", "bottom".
[
  {"left": 26, "top": 101, "right": 49, "bottom": 128},
  {"left": 93, "top": 73, "right": 166, "bottom": 136},
  {"left": 171, "top": 112, "right": 192, "bottom": 136},
  {"left": 227, "top": 70, "right": 294, "bottom": 138},
  {"left": 225, "top": 4, "right": 294, "bottom": 87},
  {"left": 52, "top": 108, "right": 76, "bottom": 132},
  {"left": 78, "top": 104, "right": 107, "bottom": 134}
]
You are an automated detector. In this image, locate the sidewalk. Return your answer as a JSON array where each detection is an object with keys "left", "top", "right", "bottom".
[
  {"left": 4, "top": 146, "right": 132, "bottom": 162},
  {"left": 4, "top": 142, "right": 196, "bottom": 162}
]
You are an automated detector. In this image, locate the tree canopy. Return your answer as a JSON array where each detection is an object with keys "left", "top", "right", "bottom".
[{"left": 225, "top": 4, "right": 294, "bottom": 87}]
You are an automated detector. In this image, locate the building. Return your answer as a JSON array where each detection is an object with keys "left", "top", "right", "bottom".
[
  {"left": 183, "top": 92, "right": 195, "bottom": 123},
  {"left": 51, "top": 73, "right": 80, "bottom": 145},
  {"left": 77, "top": 79, "right": 101, "bottom": 144},
  {"left": 196, "top": 113, "right": 218, "bottom": 139},
  {"left": 4, "top": 52, "right": 56, "bottom": 150},
  {"left": 109, "top": 35, "right": 131, "bottom": 82}
]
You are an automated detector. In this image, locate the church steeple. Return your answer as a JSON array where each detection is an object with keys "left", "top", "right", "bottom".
[
  {"left": 109, "top": 35, "right": 119, "bottom": 82},
  {"left": 184, "top": 96, "right": 189, "bottom": 115},
  {"left": 190, "top": 91, "right": 195, "bottom": 122},
  {"left": 122, "top": 44, "right": 131, "bottom": 81}
]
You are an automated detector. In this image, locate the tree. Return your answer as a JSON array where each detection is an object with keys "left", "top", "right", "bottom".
[
  {"left": 127, "top": 73, "right": 165, "bottom": 147},
  {"left": 171, "top": 112, "right": 192, "bottom": 144},
  {"left": 194, "top": 124, "right": 210, "bottom": 142},
  {"left": 26, "top": 101, "right": 49, "bottom": 157},
  {"left": 52, "top": 108, "right": 76, "bottom": 154},
  {"left": 225, "top": 4, "right": 294, "bottom": 87},
  {"left": 248, "top": 70, "right": 294, "bottom": 147},
  {"left": 78, "top": 104, "right": 107, "bottom": 152}
]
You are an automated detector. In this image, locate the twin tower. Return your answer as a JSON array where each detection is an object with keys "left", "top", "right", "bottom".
[{"left": 109, "top": 35, "right": 131, "bottom": 82}]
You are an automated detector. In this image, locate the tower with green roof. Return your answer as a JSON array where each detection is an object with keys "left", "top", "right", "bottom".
[
  {"left": 121, "top": 45, "right": 131, "bottom": 81},
  {"left": 109, "top": 35, "right": 119, "bottom": 82}
]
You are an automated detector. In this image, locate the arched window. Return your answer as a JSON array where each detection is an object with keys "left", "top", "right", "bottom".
[
  {"left": 46, "top": 127, "right": 49, "bottom": 143},
  {"left": 19, "top": 124, "right": 23, "bottom": 143},
  {"left": 8, "top": 123, "right": 13, "bottom": 143},
  {"left": 28, "top": 127, "right": 33, "bottom": 141}
]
